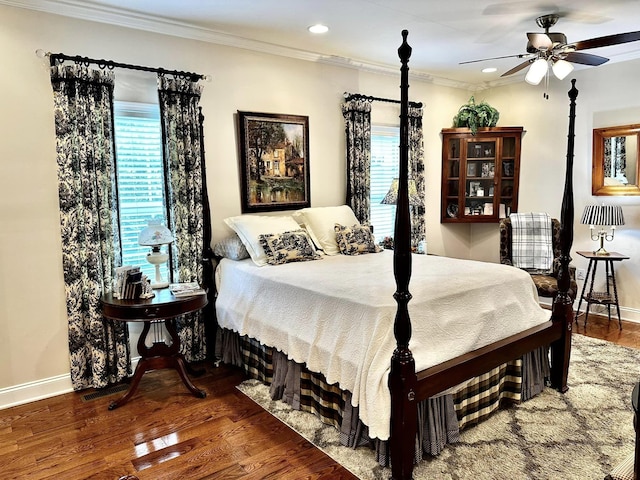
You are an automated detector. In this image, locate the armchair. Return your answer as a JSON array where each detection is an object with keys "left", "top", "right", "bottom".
[{"left": 499, "top": 217, "right": 577, "bottom": 301}]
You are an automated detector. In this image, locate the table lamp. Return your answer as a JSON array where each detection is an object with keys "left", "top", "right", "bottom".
[
  {"left": 580, "top": 204, "right": 624, "bottom": 256},
  {"left": 380, "top": 178, "right": 421, "bottom": 206},
  {"left": 138, "top": 220, "right": 174, "bottom": 288},
  {"left": 381, "top": 178, "right": 423, "bottom": 252}
]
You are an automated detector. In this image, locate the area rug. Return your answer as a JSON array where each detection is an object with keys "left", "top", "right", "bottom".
[{"left": 237, "top": 334, "right": 640, "bottom": 479}]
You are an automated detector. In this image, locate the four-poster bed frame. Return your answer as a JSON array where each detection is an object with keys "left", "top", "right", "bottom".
[{"left": 389, "top": 30, "right": 576, "bottom": 479}]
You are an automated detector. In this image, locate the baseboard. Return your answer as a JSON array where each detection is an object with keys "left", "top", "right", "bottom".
[
  {"left": 539, "top": 298, "right": 640, "bottom": 324},
  {"left": 0, "top": 373, "right": 74, "bottom": 410},
  {"left": 0, "top": 357, "right": 140, "bottom": 410}
]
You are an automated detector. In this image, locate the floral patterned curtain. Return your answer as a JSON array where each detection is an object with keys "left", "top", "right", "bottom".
[
  {"left": 50, "top": 65, "right": 130, "bottom": 390},
  {"left": 604, "top": 136, "right": 627, "bottom": 181},
  {"left": 157, "top": 75, "right": 207, "bottom": 362},
  {"left": 342, "top": 99, "right": 372, "bottom": 224},
  {"left": 408, "top": 106, "right": 425, "bottom": 248}
]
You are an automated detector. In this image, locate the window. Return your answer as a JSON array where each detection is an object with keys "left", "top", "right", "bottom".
[
  {"left": 113, "top": 101, "right": 169, "bottom": 281},
  {"left": 370, "top": 125, "right": 400, "bottom": 240}
]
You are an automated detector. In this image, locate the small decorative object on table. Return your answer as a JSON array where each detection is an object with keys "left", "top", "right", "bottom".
[
  {"left": 139, "top": 279, "right": 155, "bottom": 299},
  {"left": 382, "top": 236, "right": 394, "bottom": 250},
  {"left": 114, "top": 265, "right": 153, "bottom": 300},
  {"left": 169, "top": 282, "right": 206, "bottom": 297}
]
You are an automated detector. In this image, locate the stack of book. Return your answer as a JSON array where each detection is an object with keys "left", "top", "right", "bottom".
[
  {"left": 169, "top": 282, "right": 206, "bottom": 297},
  {"left": 114, "top": 266, "right": 150, "bottom": 300}
]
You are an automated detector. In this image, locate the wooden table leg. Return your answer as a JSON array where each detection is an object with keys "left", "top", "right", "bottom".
[
  {"left": 109, "top": 321, "right": 154, "bottom": 410},
  {"left": 574, "top": 259, "right": 593, "bottom": 323},
  {"left": 583, "top": 260, "right": 599, "bottom": 328},
  {"left": 108, "top": 357, "right": 152, "bottom": 410},
  {"left": 108, "top": 318, "right": 206, "bottom": 409},
  {"left": 609, "top": 260, "right": 623, "bottom": 330},
  {"left": 173, "top": 355, "right": 207, "bottom": 398},
  {"left": 164, "top": 318, "right": 207, "bottom": 395}
]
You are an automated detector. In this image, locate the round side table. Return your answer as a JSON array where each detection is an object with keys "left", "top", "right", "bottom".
[{"left": 101, "top": 288, "right": 208, "bottom": 410}]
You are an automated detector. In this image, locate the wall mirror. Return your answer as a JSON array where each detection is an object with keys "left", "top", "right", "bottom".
[{"left": 592, "top": 123, "right": 640, "bottom": 195}]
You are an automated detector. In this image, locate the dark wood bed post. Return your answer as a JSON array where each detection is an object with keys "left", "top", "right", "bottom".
[
  {"left": 549, "top": 79, "right": 578, "bottom": 392},
  {"left": 389, "top": 30, "right": 418, "bottom": 480}
]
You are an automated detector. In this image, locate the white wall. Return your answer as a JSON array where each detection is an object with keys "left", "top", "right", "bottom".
[
  {"left": 1, "top": 4, "right": 638, "bottom": 407},
  {"left": 476, "top": 65, "right": 640, "bottom": 315},
  {"left": 0, "top": 5, "right": 469, "bottom": 403}
]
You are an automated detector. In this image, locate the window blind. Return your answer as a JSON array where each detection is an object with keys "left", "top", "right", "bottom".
[
  {"left": 370, "top": 125, "right": 400, "bottom": 241},
  {"left": 114, "top": 102, "right": 168, "bottom": 280}
]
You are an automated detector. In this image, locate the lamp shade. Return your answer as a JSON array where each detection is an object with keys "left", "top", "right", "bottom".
[
  {"left": 551, "top": 59, "right": 574, "bottom": 80},
  {"left": 525, "top": 58, "right": 548, "bottom": 85},
  {"left": 380, "top": 178, "right": 422, "bottom": 207},
  {"left": 138, "top": 220, "right": 174, "bottom": 246},
  {"left": 580, "top": 205, "right": 625, "bottom": 226}
]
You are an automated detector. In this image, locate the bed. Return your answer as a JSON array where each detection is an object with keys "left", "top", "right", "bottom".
[{"left": 215, "top": 30, "right": 577, "bottom": 479}]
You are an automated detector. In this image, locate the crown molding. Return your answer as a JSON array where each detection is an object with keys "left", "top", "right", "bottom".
[{"left": 4, "top": 0, "right": 481, "bottom": 90}]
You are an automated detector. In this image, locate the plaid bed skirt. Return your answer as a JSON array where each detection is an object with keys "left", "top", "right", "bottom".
[{"left": 217, "top": 327, "right": 549, "bottom": 465}]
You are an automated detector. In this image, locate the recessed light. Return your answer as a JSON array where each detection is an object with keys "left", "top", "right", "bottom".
[
  {"left": 482, "top": 67, "right": 497, "bottom": 73},
  {"left": 308, "top": 24, "right": 329, "bottom": 34}
]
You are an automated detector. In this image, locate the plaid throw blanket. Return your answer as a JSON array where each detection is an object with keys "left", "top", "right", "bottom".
[{"left": 510, "top": 212, "right": 553, "bottom": 273}]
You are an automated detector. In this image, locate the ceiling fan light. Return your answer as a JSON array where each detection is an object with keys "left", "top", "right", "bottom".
[
  {"left": 525, "top": 58, "right": 548, "bottom": 85},
  {"left": 552, "top": 59, "right": 574, "bottom": 80}
]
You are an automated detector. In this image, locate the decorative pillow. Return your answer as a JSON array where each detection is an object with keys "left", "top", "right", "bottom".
[
  {"left": 334, "top": 223, "right": 382, "bottom": 256},
  {"left": 223, "top": 214, "right": 302, "bottom": 266},
  {"left": 258, "top": 229, "right": 322, "bottom": 265},
  {"left": 293, "top": 205, "right": 360, "bottom": 255},
  {"left": 213, "top": 235, "right": 250, "bottom": 261}
]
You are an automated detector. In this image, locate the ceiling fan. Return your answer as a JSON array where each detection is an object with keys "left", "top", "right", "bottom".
[{"left": 462, "top": 14, "right": 640, "bottom": 84}]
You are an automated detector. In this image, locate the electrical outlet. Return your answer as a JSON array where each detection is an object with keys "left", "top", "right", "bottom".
[{"left": 576, "top": 268, "right": 586, "bottom": 281}]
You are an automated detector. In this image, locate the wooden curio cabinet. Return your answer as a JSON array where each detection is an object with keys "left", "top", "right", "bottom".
[{"left": 441, "top": 127, "right": 523, "bottom": 223}]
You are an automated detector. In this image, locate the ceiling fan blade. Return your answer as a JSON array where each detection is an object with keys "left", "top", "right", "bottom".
[
  {"left": 573, "top": 31, "right": 640, "bottom": 51},
  {"left": 527, "top": 32, "right": 553, "bottom": 50},
  {"left": 459, "top": 53, "right": 530, "bottom": 65},
  {"left": 564, "top": 51, "right": 609, "bottom": 66},
  {"left": 501, "top": 59, "right": 533, "bottom": 77}
]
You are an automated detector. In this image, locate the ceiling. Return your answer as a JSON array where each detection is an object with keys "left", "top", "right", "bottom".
[{"left": 14, "top": 0, "right": 640, "bottom": 87}]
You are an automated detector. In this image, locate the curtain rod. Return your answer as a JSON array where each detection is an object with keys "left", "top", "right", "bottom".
[
  {"left": 38, "top": 50, "right": 209, "bottom": 82},
  {"left": 343, "top": 92, "right": 422, "bottom": 108}
]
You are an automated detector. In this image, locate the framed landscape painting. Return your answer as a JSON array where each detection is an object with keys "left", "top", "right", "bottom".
[{"left": 237, "top": 111, "right": 310, "bottom": 213}]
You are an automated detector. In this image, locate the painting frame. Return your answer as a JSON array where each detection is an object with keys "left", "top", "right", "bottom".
[{"left": 237, "top": 111, "right": 311, "bottom": 213}]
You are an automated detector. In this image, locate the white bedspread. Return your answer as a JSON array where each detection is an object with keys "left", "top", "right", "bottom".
[{"left": 215, "top": 250, "right": 550, "bottom": 440}]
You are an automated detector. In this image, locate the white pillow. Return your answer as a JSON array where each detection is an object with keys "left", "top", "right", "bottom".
[
  {"left": 294, "top": 205, "right": 360, "bottom": 255},
  {"left": 213, "top": 235, "right": 250, "bottom": 261},
  {"left": 223, "top": 214, "right": 302, "bottom": 266}
]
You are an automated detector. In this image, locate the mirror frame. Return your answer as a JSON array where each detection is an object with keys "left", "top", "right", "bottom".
[{"left": 592, "top": 123, "right": 640, "bottom": 196}]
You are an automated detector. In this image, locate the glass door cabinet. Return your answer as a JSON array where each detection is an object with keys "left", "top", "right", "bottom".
[{"left": 441, "top": 127, "right": 523, "bottom": 223}]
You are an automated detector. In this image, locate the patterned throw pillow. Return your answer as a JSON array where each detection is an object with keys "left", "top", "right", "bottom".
[
  {"left": 258, "top": 229, "right": 321, "bottom": 265},
  {"left": 334, "top": 223, "right": 382, "bottom": 255}
]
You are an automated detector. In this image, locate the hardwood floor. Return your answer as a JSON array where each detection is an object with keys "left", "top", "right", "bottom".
[
  {"left": 0, "top": 362, "right": 356, "bottom": 480},
  {"left": 574, "top": 309, "right": 640, "bottom": 349},
  {"left": 2, "top": 312, "right": 638, "bottom": 480}
]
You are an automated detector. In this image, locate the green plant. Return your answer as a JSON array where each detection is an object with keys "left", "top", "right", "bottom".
[{"left": 452, "top": 96, "right": 500, "bottom": 135}]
